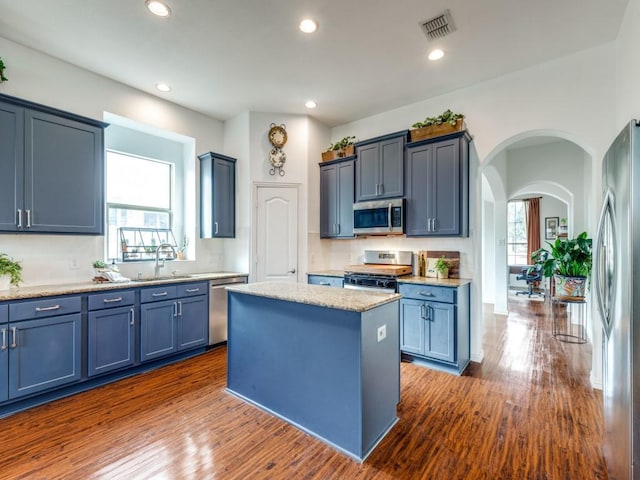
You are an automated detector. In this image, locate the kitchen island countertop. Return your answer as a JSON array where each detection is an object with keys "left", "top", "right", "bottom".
[{"left": 226, "top": 281, "right": 400, "bottom": 313}]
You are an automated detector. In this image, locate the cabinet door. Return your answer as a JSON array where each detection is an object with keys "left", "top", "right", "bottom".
[
  {"left": 177, "top": 296, "right": 207, "bottom": 351},
  {"left": 379, "top": 136, "right": 404, "bottom": 199},
  {"left": 424, "top": 302, "right": 456, "bottom": 363},
  {"left": 212, "top": 157, "right": 236, "bottom": 237},
  {"left": 140, "top": 300, "right": 177, "bottom": 362},
  {"left": 355, "top": 143, "right": 380, "bottom": 201},
  {"left": 8, "top": 314, "right": 82, "bottom": 399},
  {"left": 404, "top": 143, "right": 431, "bottom": 236},
  {"left": 430, "top": 139, "right": 460, "bottom": 236},
  {"left": 0, "top": 102, "right": 23, "bottom": 232},
  {"left": 400, "top": 299, "right": 425, "bottom": 355},
  {"left": 24, "top": 110, "right": 104, "bottom": 234},
  {"left": 336, "top": 160, "right": 355, "bottom": 237},
  {"left": 0, "top": 305, "right": 8, "bottom": 402},
  {"left": 88, "top": 306, "right": 135, "bottom": 377},
  {"left": 319, "top": 163, "right": 338, "bottom": 238}
]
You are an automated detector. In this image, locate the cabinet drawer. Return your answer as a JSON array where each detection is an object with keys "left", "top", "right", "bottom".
[
  {"left": 88, "top": 290, "right": 135, "bottom": 311},
  {"left": 177, "top": 282, "right": 207, "bottom": 297},
  {"left": 398, "top": 284, "right": 455, "bottom": 303},
  {"left": 10, "top": 296, "right": 82, "bottom": 321},
  {"left": 308, "top": 275, "right": 344, "bottom": 288},
  {"left": 140, "top": 285, "right": 177, "bottom": 303}
]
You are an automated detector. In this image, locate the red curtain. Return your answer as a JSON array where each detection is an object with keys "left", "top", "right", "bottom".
[{"left": 524, "top": 197, "right": 541, "bottom": 264}]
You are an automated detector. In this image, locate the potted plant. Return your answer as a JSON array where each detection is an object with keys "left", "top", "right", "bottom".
[
  {"left": 0, "top": 57, "right": 8, "bottom": 83},
  {"left": 532, "top": 231, "right": 592, "bottom": 300},
  {"left": 434, "top": 256, "right": 450, "bottom": 279},
  {"left": 410, "top": 109, "right": 465, "bottom": 142},
  {"left": 321, "top": 136, "right": 356, "bottom": 162},
  {"left": 0, "top": 253, "right": 22, "bottom": 290}
]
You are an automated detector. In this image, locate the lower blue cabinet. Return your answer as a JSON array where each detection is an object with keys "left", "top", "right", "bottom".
[
  {"left": 141, "top": 299, "right": 178, "bottom": 362},
  {"left": 88, "top": 305, "right": 135, "bottom": 377},
  {"left": 8, "top": 314, "right": 82, "bottom": 399},
  {"left": 177, "top": 296, "right": 207, "bottom": 351}
]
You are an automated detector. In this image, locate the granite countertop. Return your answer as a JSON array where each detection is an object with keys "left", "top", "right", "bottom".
[
  {"left": 0, "top": 272, "right": 249, "bottom": 301},
  {"left": 398, "top": 276, "right": 472, "bottom": 287},
  {"left": 227, "top": 281, "right": 401, "bottom": 313},
  {"left": 306, "top": 270, "right": 345, "bottom": 278}
]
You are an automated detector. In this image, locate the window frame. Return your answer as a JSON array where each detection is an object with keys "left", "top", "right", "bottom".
[{"left": 507, "top": 200, "right": 528, "bottom": 266}]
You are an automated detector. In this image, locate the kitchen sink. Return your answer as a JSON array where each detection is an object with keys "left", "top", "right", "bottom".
[{"left": 131, "top": 275, "right": 193, "bottom": 282}]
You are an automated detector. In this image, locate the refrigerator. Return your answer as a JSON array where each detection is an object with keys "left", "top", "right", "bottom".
[{"left": 595, "top": 120, "right": 640, "bottom": 480}]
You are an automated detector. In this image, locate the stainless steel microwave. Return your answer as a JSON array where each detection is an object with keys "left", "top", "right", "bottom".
[{"left": 353, "top": 199, "right": 404, "bottom": 235}]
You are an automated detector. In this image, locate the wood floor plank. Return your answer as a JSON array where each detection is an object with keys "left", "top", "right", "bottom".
[{"left": 0, "top": 296, "right": 607, "bottom": 479}]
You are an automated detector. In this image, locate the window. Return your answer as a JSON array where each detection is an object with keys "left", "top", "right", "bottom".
[
  {"left": 106, "top": 151, "right": 173, "bottom": 261},
  {"left": 507, "top": 200, "right": 528, "bottom": 265}
]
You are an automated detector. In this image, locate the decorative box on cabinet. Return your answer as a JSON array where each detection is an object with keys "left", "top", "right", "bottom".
[
  {"left": 0, "top": 93, "right": 107, "bottom": 234},
  {"left": 87, "top": 290, "right": 136, "bottom": 377},
  {"left": 307, "top": 274, "right": 344, "bottom": 288},
  {"left": 355, "top": 131, "right": 407, "bottom": 202},
  {"left": 405, "top": 130, "right": 471, "bottom": 237},
  {"left": 7, "top": 296, "right": 82, "bottom": 399},
  {"left": 320, "top": 156, "right": 355, "bottom": 238},
  {"left": 398, "top": 282, "right": 470, "bottom": 375},
  {"left": 199, "top": 152, "right": 236, "bottom": 238}
]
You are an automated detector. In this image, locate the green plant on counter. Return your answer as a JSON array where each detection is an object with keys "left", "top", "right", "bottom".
[
  {"left": 412, "top": 109, "right": 464, "bottom": 129},
  {"left": 434, "top": 256, "right": 450, "bottom": 275},
  {"left": 93, "top": 260, "right": 107, "bottom": 269},
  {"left": 0, "top": 57, "right": 7, "bottom": 83},
  {"left": 0, "top": 253, "right": 22, "bottom": 286},
  {"left": 325, "top": 135, "right": 356, "bottom": 152}
]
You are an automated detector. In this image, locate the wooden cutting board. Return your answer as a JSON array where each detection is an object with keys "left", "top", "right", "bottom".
[
  {"left": 344, "top": 264, "right": 413, "bottom": 276},
  {"left": 417, "top": 250, "right": 460, "bottom": 278}
]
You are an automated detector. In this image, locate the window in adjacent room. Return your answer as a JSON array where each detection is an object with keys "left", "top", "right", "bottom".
[
  {"left": 106, "top": 151, "right": 173, "bottom": 261},
  {"left": 507, "top": 200, "right": 528, "bottom": 265}
]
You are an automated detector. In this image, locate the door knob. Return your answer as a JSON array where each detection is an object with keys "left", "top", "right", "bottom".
[{"left": 288, "top": 268, "right": 296, "bottom": 274}]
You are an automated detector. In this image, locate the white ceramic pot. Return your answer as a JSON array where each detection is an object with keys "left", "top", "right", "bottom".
[{"left": 0, "top": 274, "right": 11, "bottom": 291}]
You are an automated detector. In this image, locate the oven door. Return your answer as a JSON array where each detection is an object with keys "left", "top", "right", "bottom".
[{"left": 353, "top": 199, "right": 404, "bottom": 235}]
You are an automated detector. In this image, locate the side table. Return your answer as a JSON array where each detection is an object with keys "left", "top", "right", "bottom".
[{"left": 551, "top": 297, "right": 587, "bottom": 344}]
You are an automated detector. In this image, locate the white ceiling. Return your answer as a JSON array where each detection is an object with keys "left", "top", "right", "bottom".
[{"left": 0, "top": 0, "right": 629, "bottom": 127}]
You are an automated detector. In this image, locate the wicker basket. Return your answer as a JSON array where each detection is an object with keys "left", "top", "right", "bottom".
[
  {"left": 409, "top": 118, "right": 465, "bottom": 142},
  {"left": 321, "top": 144, "right": 355, "bottom": 162}
]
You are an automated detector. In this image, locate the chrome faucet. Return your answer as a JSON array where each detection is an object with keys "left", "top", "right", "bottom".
[{"left": 154, "top": 243, "right": 177, "bottom": 277}]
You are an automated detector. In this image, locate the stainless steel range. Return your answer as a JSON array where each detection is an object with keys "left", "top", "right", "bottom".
[{"left": 344, "top": 250, "right": 413, "bottom": 293}]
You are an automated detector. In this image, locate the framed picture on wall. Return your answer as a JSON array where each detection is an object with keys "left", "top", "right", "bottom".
[{"left": 545, "top": 217, "right": 559, "bottom": 239}]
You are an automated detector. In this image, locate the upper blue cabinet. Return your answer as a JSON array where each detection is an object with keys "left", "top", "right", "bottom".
[
  {"left": 199, "top": 152, "right": 236, "bottom": 238},
  {"left": 355, "top": 131, "right": 407, "bottom": 202},
  {"left": 0, "top": 94, "right": 107, "bottom": 235}
]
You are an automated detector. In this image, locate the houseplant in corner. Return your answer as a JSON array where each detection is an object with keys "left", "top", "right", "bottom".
[
  {"left": 531, "top": 231, "right": 592, "bottom": 300},
  {"left": 321, "top": 136, "right": 356, "bottom": 162},
  {"left": 0, "top": 253, "right": 22, "bottom": 291},
  {"left": 410, "top": 109, "right": 465, "bottom": 142}
]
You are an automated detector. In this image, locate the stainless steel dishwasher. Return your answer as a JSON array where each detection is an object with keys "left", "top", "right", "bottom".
[{"left": 209, "top": 276, "right": 248, "bottom": 346}]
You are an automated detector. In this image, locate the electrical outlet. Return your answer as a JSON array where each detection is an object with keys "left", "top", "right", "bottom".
[
  {"left": 69, "top": 257, "right": 80, "bottom": 270},
  {"left": 377, "top": 324, "right": 387, "bottom": 342}
]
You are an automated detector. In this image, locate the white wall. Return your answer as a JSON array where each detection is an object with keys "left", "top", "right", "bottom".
[
  {"left": 0, "top": 36, "right": 227, "bottom": 285},
  {"left": 616, "top": 0, "right": 640, "bottom": 129}
]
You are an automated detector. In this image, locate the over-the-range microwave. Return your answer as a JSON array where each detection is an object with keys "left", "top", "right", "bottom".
[{"left": 353, "top": 198, "right": 404, "bottom": 235}]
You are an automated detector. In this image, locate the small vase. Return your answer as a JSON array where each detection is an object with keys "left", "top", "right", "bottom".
[
  {"left": 0, "top": 274, "right": 11, "bottom": 291},
  {"left": 437, "top": 269, "right": 449, "bottom": 279}
]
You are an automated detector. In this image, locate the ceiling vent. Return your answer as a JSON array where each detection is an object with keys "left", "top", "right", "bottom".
[{"left": 420, "top": 9, "right": 456, "bottom": 41}]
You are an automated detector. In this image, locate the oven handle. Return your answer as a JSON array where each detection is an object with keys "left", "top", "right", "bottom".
[{"left": 344, "top": 284, "right": 396, "bottom": 294}]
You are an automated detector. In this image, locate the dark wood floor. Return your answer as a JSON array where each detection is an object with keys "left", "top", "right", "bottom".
[{"left": 0, "top": 296, "right": 607, "bottom": 479}]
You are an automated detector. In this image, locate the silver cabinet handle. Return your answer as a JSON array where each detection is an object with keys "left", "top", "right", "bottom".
[
  {"left": 35, "top": 304, "right": 61, "bottom": 312},
  {"left": 152, "top": 292, "right": 168, "bottom": 297},
  {"left": 432, "top": 218, "right": 438, "bottom": 232},
  {"left": 103, "top": 297, "right": 123, "bottom": 303},
  {"left": 419, "top": 292, "right": 435, "bottom": 297},
  {"left": 130, "top": 308, "right": 135, "bottom": 326},
  {"left": 26, "top": 209, "right": 32, "bottom": 228},
  {"left": 288, "top": 268, "right": 296, "bottom": 274},
  {"left": 0, "top": 328, "right": 6, "bottom": 350},
  {"left": 427, "top": 218, "right": 431, "bottom": 232},
  {"left": 186, "top": 288, "right": 200, "bottom": 293},
  {"left": 319, "top": 282, "right": 330, "bottom": 286},
  {"left": 173, "top": 302, "right": 178, "bottom": 317},
  {"left": 214, "top": 222, "right": 219, "bottom": 235},
  {"left": 388, "top": 203, "right": 392, "bottom": 231},
  {"left": 427, "top": 305, "right": 432, "bottom": 321},
  {"left": 17, "top": 209, "right": 23, "bottom": 229},
  {"left": 420, "top": 304, "right": 427, "bottom": 319},
  {"left": 10, "top": 327, "right": 17, "bottom": 349},
  {"left": 178, "top": 301, "right": 183, "bottom": 317}
]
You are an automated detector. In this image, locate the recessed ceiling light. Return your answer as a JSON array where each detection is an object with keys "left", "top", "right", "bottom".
[
  {"left": 299, "top": 18, "right": 318, "bottom": 33},
  {"left": 305, "top": 100, "right": 317, "bottom": 109},
  {"left": 428, "top": 49, "right": 445, "bottom": 61},
  {"left": 146, "top": 0, "right": 171, "bottom": 17},
  {"left": 156, "top": 83, "right": 171, "bottom": 92}
]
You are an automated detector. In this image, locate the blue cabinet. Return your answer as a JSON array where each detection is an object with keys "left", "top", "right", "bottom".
[
  {"left": 355, "top": 131, "right": 406, "bottom": 202},
  {"left": 405, "top": 131, "right": 470, "bottom": 237},
  {"left": 199, "top": 152, "right": 236, "bottom": 238},
  {"left": 177, "top": 296, "right": 207, "bottom": 350},
  {"left": 307, "top": 274, "right": 344, "bottom": 288},
  {"left": 0, "top": 94, "right": 106, "bottom": 234},
  {"left": 0, "top": 305, "right": 8, "bottom": 402},
  {"left": 320, "top": 157, "right": 355, "bottom": 238},
  {"left": 399, "top": 282, "right": 470, "bottom": 375},
  {"left": 87, "top": 290, "right": 136, "bottom": 377},
  {"left": 141, "top": 298, "right": 178, "bottom": 362}
]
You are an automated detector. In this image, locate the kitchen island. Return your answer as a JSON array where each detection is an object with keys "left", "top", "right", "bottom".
[{"left": 226, "top": 282, "right": 401, "bottom": 462}]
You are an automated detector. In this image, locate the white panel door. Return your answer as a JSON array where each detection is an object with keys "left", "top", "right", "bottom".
[{"left": 255, "top": 185, "right": 298, "bottom": 283}]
